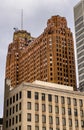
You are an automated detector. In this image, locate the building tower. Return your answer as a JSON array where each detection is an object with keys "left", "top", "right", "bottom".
[
  {"left": 74, "top": 0, "right": 84, "bottom": 91},
  {"left": 5, "top": 15, "right": 77, "bottom": 90}
]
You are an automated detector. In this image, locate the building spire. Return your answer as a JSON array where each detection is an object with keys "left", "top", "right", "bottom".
[{"left": 21, "top": 9, "right": 23, "bottom": 30}]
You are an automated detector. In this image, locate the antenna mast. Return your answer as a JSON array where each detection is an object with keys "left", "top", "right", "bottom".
[{"left": 21, "top": 9, "right": 23, "bottom": 30}]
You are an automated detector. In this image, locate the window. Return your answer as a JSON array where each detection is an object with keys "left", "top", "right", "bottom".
[
  {"left": 56, "top": 117, "right": 59, "bottom": 125},
  {"left": 12, "top": 117, "right": 14, "bottom": 125},
  {"left": 55, "top": 106, "right": 59, "bottom": 113},
  {"left": 6, "top": 120, "right": 8, "bottom": 128},
  {"left": 27, "top": 125, "right": 31, "bottom": 130},
  {"left": 62, "top": 118, "right": 66, "bottom": 126},
  {"left": 81, "top": 120, "right": 84, "bottom": 128},
  {"left": 79, "top": 99, "right": 83, "bottom": 107},
  {"left": 75, "top": 120, "right": 78, "bottom": 127},
  {"left": 73, "top": 98, "right": 77, "bottom": 106},
  {"left": 19, "top": 126, "right": 21, "bottom": 130},
  {"left": 19, "top": 102, "right": 21, "bottom": 110},
  {"left": 35, "top": 103, "right": 39, "bottom": 111},
  {"left": 6, "top": 110, "right": 8, "bottom": 117},
  {"left": 42, "top": 104, "right": 46, "bottom": 112},
  {"left": 49, "top": 105, "right": 52, "bottom": 113},
  {"left": 16, "top": 93, "right": 18, "bottom": 101},
  {"left": 68, "top": 108, "right": 71, "bottom": 115},
  {"left": 27, "top": 102, "right": 31, "bottom": 110},
  {"left": 7, "top": 99, "right": 9, "bottom": 107},
  {"left": 42, "top": 93, "right": 45, "bottom": 100},
  {"left": 16, "top": 115, "right": 18, "bottom": 123},
  {"left": 69, "top": 119, "right": 72, "bottom": 127},
  {"left": 10, "top": 108, "right": 11, "bottom": 115},
  {"left": 27, "top": 113, "right": 31, "bottom": 121},
  {"left": 74, "top": 109, "right": 78, "bottom": 116},
  {"left": 55, "top": 95, "right": 58, "bottom": 103},
  {"left": 19, "top": 91, "right": 22, "bottom": 99},
  {"left": 13, "top": 106, "right": 15, "bottom": 114},
  {"left": 80, "top": 110, "right": 83, "bottom": 117},
  {"left": 42, "top": 115, "right": 46, "bottom": 123},
  {"left": 13, "top": 95, "right": 15, "bottom": 103},
  {"left": 49, "top": 128, "right": 53, "bottom": 130},
  {"left": 42, "top": 127, "right": 46, "bottom": 130},
  {"left": 67, "top": 97, "right": 71, "bottom": 105},
  {"left": 9, "top": 119, "right": 11, "bottom": 126},
  {"left": 48, "top": 94, "right": 52, "bottom": 102},
  {"left": 19, "top": 114, "right": 21, "bottom": 122},
  {"left": 35, "top": 114, "right": 39, "bottom": 122},
  {"left": 35, "top": 92, "right": 39, "bottom": 100},
  {"left": 10, "top": 97, "right": 12, "bottom": 105},
  {"left": 61, "top": 96, "right": 65, "bottom": 104},
  {"left": 16, "top": 104, "right": 18, "bottom": 112},
  {"left": 35, "top": 126, "right": 39, "bottom": 130},
  {"left": 27, "top": 91, "right": 31, "bottom": 98},
  {"left": 49, "top": 116, "right": 53, "bottom": 124},
  {"left": 62, "top": 107, "right": 65, "bottom": 115}
]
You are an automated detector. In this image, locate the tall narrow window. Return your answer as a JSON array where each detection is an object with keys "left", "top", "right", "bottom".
[
  {"left": 35, "top": 92, "right": 39, "bottom": 100},
  {"left": 62, "top": 107, "right": 65, "bottom": 115},
  {"left": 69, "top": 119, "right": 72, "bottom": 127},
  {"left": 55, "top": 106, "right": 59, "bottom": 113},
  {"left": 42, "top": 104, "right": 46, "bottom": 112},
  {"left": 48, "top": 94, "right": 52, "bottom": 102},
  {"left": 67, "top": 97, "right": 71, "bottom": 105},
  {"left": 27, "top": 102, "right": 31, "bottom": 110},
  {"left": 75, "top": 120, "right": 78, "bottom": 127},
  {"left": 27, "top": 113, "right": 31, "bottom": 121},
  {"left": 49, "top": 116, "right": 53, "bottom": 124},
  {"left": 61, "top": 96, "right": 65, "bottom": 104},
  {"left": 42, "top": 93, "right": 45, "bottom": 101},
  {"left": 73, "top": 98, "right": 77, "bottom": 106},
  {"left": 74, "top": 109, "right": 78, "bottom": 116},
  {"left": 42, "top": 115, "right": 46, "bottom": 123},
  {"left": 35, "top": 103, "right": 39, "bottom": 111},
  {"left": 27, "top": 125, "right": 31, "bottom": 130},
  {"left": 27, "top": 91, "right": 31, "bottom": 98},
  {"left": 35, "top": 114, "right": 39, "bottom": 122},
  {"left": 62, "top": 118, "right": 66, "bottom": 126},
  {"left": 56, "top": 117, "right": 59, "bottom": 125},
  {"left": 55, "top": 95, "right": 58, "bottom": 103},
  {"left": 49, "top": 105, "right": 52, "bottom": 113}
]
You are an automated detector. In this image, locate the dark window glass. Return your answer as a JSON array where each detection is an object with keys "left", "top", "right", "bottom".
[
  {"left": 27, "top": 91, "right": 31, "bottom": 98},
  {"left": 61, "top": 96, "right": 65, "bottom": 104},
  {"left": 27, "top": 113, "right": 31, "bottom": 121},
  {"left": 19, "top": 102, "right": 21, "bottom": 110},
  {"left": 68, "top": 108, "right": 72, "bottom": 115},
  {"left": 42, "top": 93, "right": 45, "bottom": 100},
  {"left": 16, "top": 93, "right": 18, "bottom": 101},
  {"left": 10, "top": 97, "right": 12, "bottom": 105},
  {"left": 7, "top": 99, "right": 9, "bottom": 107},
  {"left": 13, "top": 96, "right": 15, "bottom": 103},
  {"left": 35, "top": 92, "right": 39, "bottom": 100},
  {"left": 19, "top": 91, "right": 22, "bottom": 99},
  {"left": 48, "top": 94, "right": 52, "bottom": 102}
]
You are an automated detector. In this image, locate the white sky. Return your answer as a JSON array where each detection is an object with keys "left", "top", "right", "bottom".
[{"left": 0, "top": 0, "right": 79, "bottom": 117}]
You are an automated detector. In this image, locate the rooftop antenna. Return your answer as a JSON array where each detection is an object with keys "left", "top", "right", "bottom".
[{"left": 21, "top": 9, "right": 23, "bottom": 30}]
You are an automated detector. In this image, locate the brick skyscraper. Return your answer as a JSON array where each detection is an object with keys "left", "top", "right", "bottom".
[{"left": 6, "top": 15, "right": 77, "bottom": 90}]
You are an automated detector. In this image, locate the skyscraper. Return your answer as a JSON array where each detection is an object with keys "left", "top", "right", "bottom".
[
  {"left": 74, "top": 0, "right": 84, "bottom": 91},
  {"left": 6, "top": 15, "right": 76, "bottom": 90}
]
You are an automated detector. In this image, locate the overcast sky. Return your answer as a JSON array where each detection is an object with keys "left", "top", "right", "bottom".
[{"left": 0, "top": 0, "right": 79, "bottom": 117}]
